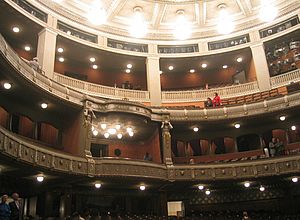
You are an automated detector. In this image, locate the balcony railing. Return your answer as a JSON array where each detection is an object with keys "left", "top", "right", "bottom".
[
  {"left": 53, "top": 73, "right": 150, "bottom": 102},
  {"left": 270, "top": 69, "right": 300, "bottom": 88}
]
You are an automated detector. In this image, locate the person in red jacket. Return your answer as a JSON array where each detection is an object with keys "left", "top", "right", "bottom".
[{"left": 212, "top": 92, "right": 221, "bottom": 107}]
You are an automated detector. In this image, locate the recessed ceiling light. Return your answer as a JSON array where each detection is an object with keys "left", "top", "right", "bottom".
[
  {"left": 58, "top": 57, "right": 64, "bottom": 62},
  {"left": 3, "top": 82, "right": 12, "bottom": 90},
  {"left": 127, "top": 64, "right": 132, "bottom": 69},
  {"left": 244, "top": 182, "right": 250, "bottom": 188},
  {"left": 125, "top": 69, "right": 131, "bottom": 73},
  {"left": 292, "top": 177, "right": 298, "bottom": 183},
  {"left": 117, "top": 134, "right": 122, "bottom": 139},
  {"left": 12, "top": 27, "right": 20, "bottom": 33},
  {"left": 237, "top": 57, "right": 243, "bottom": 63},
  {"left": 234, "top": 123, "right": 241, "bottom": 129},
  {"left": 223, "top": 65, "right": 228, "bottom": 69},
  {"left": 198, "top": 185, "right": 204, "bottom": 190},
  {"left": 36, "top": 175, "right": 44, "bottom": 182},
  {"left": 193, "top": 127, "right": 199, "bottom": 132},
  {"left": 92, "top": 64, "right": 98, "bottom": 69},
  {"left": 24, "top": 46, "right": 31, "bottom": 51},
  {"left": 205, "top": 190, "right": 211, "bottom": 195},
  {"left": 159, "top": 70, "right": 163, "bottom": 74},
  {"left": 139, "top": 185, "right": 146, "bottom": 191},
  {"left": 279, "top": 116, "right": 286, "bottom": 121},
  {"left": 104, "top": 133, "right": 109, "bottom": 138},
  {"left": 57, "top": 48, "right": 64, "bottom": 53},
  {"left": 259, "top": 186, "right": 265, "bottom": 192},
  {"left": 95, "top": 183, "right": 101, "bottom": 188},
  {"left": 92, "top": 130, "right": 98, "bottom": 136},
  {"left": 101, "top": 124, "right": 107, "bottom": 130},
  {"left": 41, "top": 103, "right": 48, "bottom": 109},
  {"left": 291, "top": 125, "right": 296, "bottom": 131},
  {"left": 201, "top": 63, "right": 207, "bottom": 68},
  {"left": 168, "top": 66, "right": 174, "bottom": 71},
  {"left": 89, "top": 57, "right": 96, "bottom": 62},
  {"left": 190, "top": 69, "right": 195, "bottom": 73}
]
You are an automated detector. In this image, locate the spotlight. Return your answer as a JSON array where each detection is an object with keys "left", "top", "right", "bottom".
[
  {"left": 244, "top": 182, "right": 250, "bottom": 188},
  {"left": 279, "top": 116, "right": 286, "bottom": 121},
  {"left": 198, "top": 185, "right": 204, "bottom": 190},
  {"left": 95, "top": 183, "right": 101, "bottom": 188},
  {"left": 193, "top": 127, "right": 199, "bottom": 132},
  {"left": 139, "top": 185, "right": 146, "bottom": 191},
  {"left": 234, "top": 123, "right": 241, "bottom": 129},
  {"left": 259, "top": 186, "right": 265, "bottom": 192},
  {"left": 205, "top": 189, "right": 211, "bottom": 195},
  {"left": 36, "top": 175, "right": 44, "bottom": 182},
  {"left": 41, "top": 103, "right": 48, "bottom": 109},
  {"left": 12, "top": 27, "right": 20, "bottom": 33},
  {"left": 3, "top": 82, "right": 12, "bottom": 90},
  {"left": 292, "top": 177, "right": 298, "bottom": 183},
  {"left": 291, "top": 126, "right": 296, "bottom": 131}
]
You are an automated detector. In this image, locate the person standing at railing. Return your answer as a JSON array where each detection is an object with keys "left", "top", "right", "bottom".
[
  {"left": 28, "top": 57, "right": 42, "bottom": 74},
  {"left": 212, "top": 93, "right": 221, "bottom": 107}
]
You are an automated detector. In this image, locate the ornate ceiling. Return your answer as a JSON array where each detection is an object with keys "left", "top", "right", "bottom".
[{"left": 36, "top": 0, "right": 300, "bottom": 40}]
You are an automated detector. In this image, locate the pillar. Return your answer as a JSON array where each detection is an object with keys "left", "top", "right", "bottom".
[
  {"left": 146, "top": 56, "right": 162, "bottom": 106},
  {"left": 161, "top": 120, "right": 173, "bottom": 165},
  {"left": 37, "top": 28, "right": 57, "bottom": 78},
  {"left": 250, "top": 43, "right": 271, "bottom": 91}
]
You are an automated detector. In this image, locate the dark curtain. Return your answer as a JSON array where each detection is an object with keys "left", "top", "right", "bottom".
[
  {"left": 262, "top": 131, "right": 273, "bottom": 147},
  {"left": 213, "top": 137, "right": 226, "bottom": 154},
  {"left": 189, "top": 139, "right": 202, "bottom": 156},
  {"left": 171, "top": 137, "right": 178, "bottom": 157}
]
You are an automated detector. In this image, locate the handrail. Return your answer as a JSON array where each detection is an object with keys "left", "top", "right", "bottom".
[
  {"left": 53, "top": 72, "right": 150, "bottom": 102},
  {"left": 270, "top": 69, "right": 300, "bottom": 88}
]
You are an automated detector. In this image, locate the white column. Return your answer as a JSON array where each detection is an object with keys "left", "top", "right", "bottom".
[
  {"left": 146, "top": 56, "right": 162, "bottom": 106},
  {"left": 37, "top": 28, "right": 57, "bottom": 78},
  {"left": 250, "top": 43, "right": 271, "bottom": 91}
]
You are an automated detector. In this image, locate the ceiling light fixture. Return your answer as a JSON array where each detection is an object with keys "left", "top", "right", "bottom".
[
  {"left": 117, "top": 133, "right": 122, "bottom": 139},
  {"left": 104, "top": 132, "right": 110, "bottom": 138},
  {"left": 108, "top": 128, "right": 117, "bottom": 135},
  {"left": 259, "top": 0, "right": 278, "bottom": 22},
  {"left": 193, "top": 127, "right": 199, "bottom": 132},
  {"left": 95, "top": 183, "right": 101, "bottom": 188},
  {"left": 259, "top": 185, "right": 265, "bottom": 192},
  {"left": 292, "top": 177, "right": 298, "bottom": 183},
  {"left": 237, "top": 57, "right": 243, "bottom": 63},
  {"left": 205, "top": 189, "right": 211, "bottom": 195},
  {"left": 126, "top": 127, "right": 133, "bottom": 133},
  {"left": 201, "top": 63, "right": 207, "bottom": 68},
  {"left": 223, "top": 65, "right": 228, "bottom": 69},
  {"left": 101, "top": 123, "right": 107, "bottom": 130},
  {"left": 125, "top": 69, "right": 131, "bottom": 73},
  {"left": 173, "top": 10, "right": 191, "bottom": 40},
  {"left": 128, "top": 131, "right": 134, "bottom": 137},
  {"left": 24, "top": 46, "right": 31, "bottom": 51},
  {"left": 234, "top": 123, "right": 241, "bottom": 129},
  {"left": 198, "top": 185, "right": 204, "bottom": 190},
  {"left": 139, "top": 185, "right": 146, "bottom": 191},
  {"left": 127, "top": 64, "right": 132, "bottom": 69},
  {"left": 3, "top": 82, "right": 12, "bottom": 90},
  {"left": 217, "top": 4, "right": 234, "bottom": 34},
  {"left": 279, "top": 116, "right": 286, "bottom": 121},
  {"left": 244, "top": 182, "right": 250, "bottom": 188},
  {"left": 190, "top": 69, "right": 195, "bottom": 73},
  {"left": 291, "top": 125, "right": 296, "bottom": 131},
  {"left": 89, "top": 57, "right": 96, "bottom": 62},
  {"left": 36, "top": 175, "right": 44, "bottom": 182},
  {"left": 66, "top": 31, "right": 71, "bottom": 35},
  {"left": 92, "top": 130, "right": 99, "bottom": 136},
  {"left": 129, "top": 7, "right": 148, "bottom": 38},
  {"left": 159, "top": 70, "right": 163, "bottom": 74},
  {"left": 12, "top": 26, "right": 20, "bottom": 33},
  {"left": 168, "top": 66, "right": 174, "bottom": 71},
  {"left": 41, "top": 103, "right": 48, "bottom": 109},
  {"left": 86, "top": 0, "right": 107, "bottom": 25},
  {"left": 92, "top": 64, "right": 98, "bottom": 69},
  {"left": 115, "top": 125, "right": 121, "bottom": 130},
  {"left": 57, "top": 48, "right": 64, "bottom": 53},
  {"left": 58, "top": 57, "right": 65, "bottom": 62}
]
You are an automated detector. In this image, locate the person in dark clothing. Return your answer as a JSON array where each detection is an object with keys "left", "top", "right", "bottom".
[
  {"left": 0, "top": 195, "right": 10, "bottom": 220},
  {"left": 205, "top": 97, "right": 213, "bottom": 107},
  {"left": 9, "top": 193, "right": 20, "bottom": 220}
]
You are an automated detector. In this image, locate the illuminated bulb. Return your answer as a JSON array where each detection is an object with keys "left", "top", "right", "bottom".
[
  {"left": 205, "top": 190, "right": 211, "bottom": 195},
  {"left": 190, "top": 69, "right": 195, "bottom": 73},
  {"left": 89, "top": 57, "right": 96, "bottom": 62},
  {"left": 127, "top": 64, "right": 132, "bottom": 69},
  {"left": 279, "top": 116, "right": 286, "bottom": 121},
  {"left": 237, "top": 57, "right": 243, "bottom": 63},
  {"left": 125, "top": 69, "right": 131, "bottom": 73},
  {"left": 159, "top": 70, "right": 163, "bottom": 74},
  {"left": 168, "top": 66, "right": 174, "bottom": 71},
  {"left": 244, "top": 182, "right": 250, "bottom": 188},
  {"left": 115, "top": 125, "right": 121, "bottom": 130},
  {"left": 57, "top": 48, "right": 64, "bottom": 53},
  {"left": 24, "top": 46, "right": 31, "bottom": 51},
  {"left": 58, "top": 57, "right": 64, "bottom": 62},
  {"left": 201, "top": 63, "right": 207, "bottom": 68},
  {"left": 12, "top": 27, "right": 20, "bottom": 33},
  {"left": 198, "top": 185, "right": 204, "bottom": 190},
  {"left": 117, "top": 133, "right": 122, "bottom": 139},
  {"left": 36, "top": 175, "right": 44, "bottom": 182},
  {"left": 292, "top": 177, "right": 298, "bottom": 183},
  {"left": 108, "top": 128, "right": 117, "bottom": 135},
  {"left": 139, "top": 185, "right": 146, "bottom": 191},
  {"left": 193, "top": 127, "right": 199, "bottom": 132},
  {"left": 91, "top": 126, "right": 95, "bottom": 131},
  {"left": 92, "top": 65, "right": 98, "bottom": 69},
  {"left": 95, "top": 183, "right": 101, "bottom": 188},
  {"left": 104, "top": 133, "right": 109, "bottom": 138},
  {"left": 41, "top": 103, "right": 48, "bottom": 109},
  {"left": 92, "top": 130, "right": 98, "bottom": 136},
  {"left": 128, "top": 131, "right": 134, "bottom": 137},
  {"left": 3, "top": 82, "right": 11, "bottom": 90},
  {"left": 259, "top": 186, "right": 265, "bottom": 192},
  {"left": 126, "top": 127, "right": 133, "bottom": 133},
  {"left": 100, "top": 124, "right": 107, "bottom": 130},
  {"left": 291, "top": 126, "right": 296, "bottom": 131},
  {"left": 223, "top": 65, "right": 228, "bottom": 69},
  {"left": 234, "top": 123, "right": 241, "bottom": 129}
]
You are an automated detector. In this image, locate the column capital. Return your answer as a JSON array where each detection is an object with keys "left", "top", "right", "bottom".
[{"left": 38, "top": 28, "right": 57, "bottom": 37}]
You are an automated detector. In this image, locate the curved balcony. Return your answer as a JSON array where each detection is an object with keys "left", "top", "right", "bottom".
[{"left": 1, "top": 126, "right": 300, "bottom": 181}]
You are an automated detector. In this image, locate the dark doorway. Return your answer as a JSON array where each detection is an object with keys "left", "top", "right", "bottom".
[{"left": 91, "top": 143, "right": 108, "bottom": 157}]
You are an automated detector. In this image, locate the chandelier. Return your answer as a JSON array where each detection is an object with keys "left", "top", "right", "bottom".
[
  {"left": 129, "top": 7, "right": 148, "bottom": 38},
  {"left": 217, "top": 4, "right": 234, "bottom": 35},
  {"left": 91, "top": 123, "right": 134, "bottom": 139},
  {"left": 173, "top": 10, "right": 191, "bottom": 40}
]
